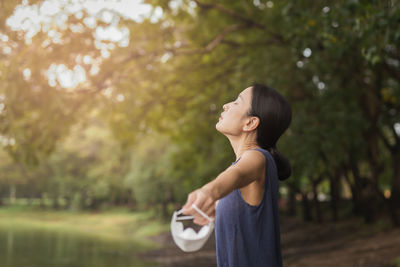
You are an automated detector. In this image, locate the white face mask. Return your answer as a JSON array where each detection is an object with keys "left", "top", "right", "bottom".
[{"left": 170, "top": 204, "right": 214, "bottom": 252}]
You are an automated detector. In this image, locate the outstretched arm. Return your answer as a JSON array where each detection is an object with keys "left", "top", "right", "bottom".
[{"left": 182, "top": 149, "right": 265, "bottom": 225}]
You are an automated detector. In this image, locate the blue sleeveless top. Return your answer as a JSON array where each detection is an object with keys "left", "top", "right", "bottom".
[{"left": 215, "top": 148, "right": 283, "bottom": 267}]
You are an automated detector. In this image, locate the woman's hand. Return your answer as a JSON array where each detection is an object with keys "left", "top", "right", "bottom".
[{"left": 182, "top": 187, "right": 216, "bottom": 226}]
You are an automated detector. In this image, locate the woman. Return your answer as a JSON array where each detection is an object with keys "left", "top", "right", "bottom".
[{"left": 182, "top": 84, "right": 292, "bottom": 267}]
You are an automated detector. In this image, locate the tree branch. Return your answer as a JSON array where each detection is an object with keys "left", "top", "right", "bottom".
[
  {"left": 167, "top": 24, "right": 242, "bottom": 55},
  {"left": 194, "top": 0, "right": 264, "bottom": 29},
  {"left": 377, "top": 126, "right": 395, "bottom": 153},
  {"left": 221, "top": 39, "right": 283, "bottom": 47},
  {"left": 193, "top": 0, "right": 285, "bottom": 44}
]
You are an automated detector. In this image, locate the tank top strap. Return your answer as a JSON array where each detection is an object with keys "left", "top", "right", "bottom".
[
  {"left": 252, "top": 147, "right": 279, "bottom": 190},
  {"left": 231, "top": 157, "right": 241, "bottom": 165},
  {"left": 252, "top": 147, "right": 276, "bottom": 170}
]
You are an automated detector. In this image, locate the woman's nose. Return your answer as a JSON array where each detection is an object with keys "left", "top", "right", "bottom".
[{"left": 223, "top": 103, "right": 228, "bottom": 110}]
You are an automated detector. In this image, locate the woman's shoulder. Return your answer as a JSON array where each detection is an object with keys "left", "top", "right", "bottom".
[
  {"left": 242, "top": 148, "right": 267, "bottom": 160},
  {"left": 244, "top": 148, "right": 274, "bottom": 168},
  {"left": 231, "top": 148, "right": 269, "bottom": 174},
  {"left": 250, "top": 147, "right": 271, "bottom": 159},
  {"left": 235, "top": 149, "right": 266, "bottom": 170}
]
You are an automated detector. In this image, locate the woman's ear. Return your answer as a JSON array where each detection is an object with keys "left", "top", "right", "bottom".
[{"left": 243, "top": 116, "right": 260, "bottom": 132}]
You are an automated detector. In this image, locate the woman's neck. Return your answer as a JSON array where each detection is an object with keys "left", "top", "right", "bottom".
[{"left": 228, "top": 134, "right": 260, "bottom": 161}]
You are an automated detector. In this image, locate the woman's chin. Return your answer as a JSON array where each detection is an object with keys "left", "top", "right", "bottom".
[
  {"left": 215, "top": 120, "right": 222, "bottom": 129},
  {"left": 215, "top": 122, "right": 225, "bottom": 134}
]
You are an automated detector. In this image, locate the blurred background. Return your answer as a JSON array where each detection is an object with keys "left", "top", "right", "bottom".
[{"left": 0, "top": 0, "right": 399, "bottom": 266}]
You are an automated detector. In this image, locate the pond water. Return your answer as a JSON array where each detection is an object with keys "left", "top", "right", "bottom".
[{"left": 0, "top": 227, "right": 158, "bottom": 267}]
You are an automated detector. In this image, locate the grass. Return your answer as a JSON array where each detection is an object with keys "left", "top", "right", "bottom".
[{"left": 0, "top": 205, "right": 170, "bottom": 250}]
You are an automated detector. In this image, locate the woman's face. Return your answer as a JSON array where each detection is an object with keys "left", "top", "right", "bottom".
[{"left": 216, "top": 86, "right": 254, "bottom": 136}]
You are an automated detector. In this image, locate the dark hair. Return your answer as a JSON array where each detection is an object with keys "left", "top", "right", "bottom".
[{"left": 248, "top": 84, "right": 292, "bottom": 181}]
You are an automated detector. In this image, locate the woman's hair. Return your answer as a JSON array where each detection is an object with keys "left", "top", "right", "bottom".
[{"left": 248, "top": 84, "right": 292, "bottom": 181}]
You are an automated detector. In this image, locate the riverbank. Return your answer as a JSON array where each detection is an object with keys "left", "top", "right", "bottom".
[
  {"left": 3, "top": 206, "right": 399, "bottom": 266},
  {"left": 140, "top": 215, "right": 400, "bottom": 267},
  {"left": 0, "top": 205, "right": 169, "bottom": 250}
]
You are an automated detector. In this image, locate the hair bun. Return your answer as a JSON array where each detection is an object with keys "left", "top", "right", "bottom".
[{"left": 268, "top": 147, "right": 291, "bottom": 181}]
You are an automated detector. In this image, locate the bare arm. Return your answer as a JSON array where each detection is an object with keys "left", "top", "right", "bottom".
[
  {"left": 182, "top": 149, "right": 265, "bottom": 225},
  {"left": 203, "top": 150, "right": 265, "bottom": 200}
]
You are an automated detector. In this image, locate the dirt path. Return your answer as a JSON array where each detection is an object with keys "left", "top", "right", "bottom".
[{"left": 140, "top": 215, "right": 400, "bottom": 266}]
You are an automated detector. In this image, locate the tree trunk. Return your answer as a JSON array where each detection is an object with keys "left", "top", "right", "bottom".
[
  {"left": 40, "top": 192, "right": 46, "bottom": 209},
  {"left": 127, "top": 189, "right": 136, "bottom": 211},
  {"left": 377, "top": 118, "right": 400, "bottom": 226},
  {"left": 9, "top": 185, "right": 16, "bottom": 205},
  {"left": 301, "top": 192, "right": 312, "bottom": 222},
  {"left": 359, "top": 178, "right": 378, "bottom": 223},
  {"left": 161, "top": 186, "right": 174, "bottom": 220},
  {"left": 329, "top": 174, "right": 339, "bottom": 222},
  {"left": 89, "top": 198, "right": 100, "bottom": 210},
  {"left": 366, "top": 128, "right": 382, "bottom": 184},
  {"left": 80, "top": 190, "right": 88, "bottom": 210},
  {"left": 161, "top": 200, "right": 168, "bottom": 219},
  {"left": 349, "top": 159, "right": 363, "bottom": 216},
  {"left": 0, "top": 187, "right": 3, "bottom": 206},
  {"left": 389, "top": 151, "right": 400, "bottom": 226},
  {"left": 27, "top": 190, "right": 34, "bottom": 206},
  {"left": 287, "top": 186, "right": 297, "bottom": 216},
  {"left": 312, "top": 181, "right": 323, "bottom": 223},
  {"left": 52, "top": 196, "right": 59, "bottom": 210},
  {"left": 65, "top": 196, "right": 71, "bottom": 210}
]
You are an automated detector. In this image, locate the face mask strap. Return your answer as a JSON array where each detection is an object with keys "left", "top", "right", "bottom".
[
  {"left": 175, "top": 205, "right": 213, "bottom": 223},
  {"left": 192, "top": 204, "right": 213, "bottom": 223},
  {"left": 175, "top": 209, "right": 195, "bottom": 221}
]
